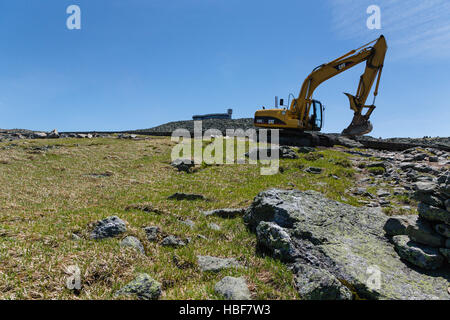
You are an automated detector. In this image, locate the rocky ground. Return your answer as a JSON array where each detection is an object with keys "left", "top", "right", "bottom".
[
  {"left": 137, "top": 118, "right": 450, "bottom": 149},
  {"left": 3, "top": 118, "right": 448, "bottom": 150},
  {"left": 0, "top": 120, "right": 448, "bottom": 300}
]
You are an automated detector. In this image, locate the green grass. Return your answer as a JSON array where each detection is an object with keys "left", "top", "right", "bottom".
[
  {"left": 367, "top": 166, "right": 386, "bottom": 175},
  {"left": 0, "top": 136, "right": 384, "bottom": 299}
]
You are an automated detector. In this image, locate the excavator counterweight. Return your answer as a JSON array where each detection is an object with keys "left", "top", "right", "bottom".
[{"left": 254, "top": 36, "right": 387, "bottom": 137}]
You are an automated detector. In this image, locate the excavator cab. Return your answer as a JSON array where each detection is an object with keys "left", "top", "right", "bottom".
[{"left": 310, "top": 100, "right": 323, "bottom": 131}]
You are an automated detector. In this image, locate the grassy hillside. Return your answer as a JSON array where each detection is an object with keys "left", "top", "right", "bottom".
[{"left": 0, "top": 136, "right": 413, "bottom": 299}]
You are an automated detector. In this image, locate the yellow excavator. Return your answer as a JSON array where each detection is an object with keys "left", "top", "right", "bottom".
[{"left": 254, "top": 35, "right": 387, "bottom": 136}]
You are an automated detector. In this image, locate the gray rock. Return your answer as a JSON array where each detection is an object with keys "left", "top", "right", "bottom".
[
  {"left": 71, "top": 233, "right": 81, "bottom": 241},
  {"left": 120, "top": 236, "right": 145, "bottom": 254},
  {"left": 418, "top": 202, "right": 450, "bottom": 225},
  {"left": 180, "top": 219, "right": 195, "bottom": 228},
  {"left": 439, "top": 248, "right": 450, "bottom": 263},
  {"left": 429, "top": 156, "right": 439, "bottom": 162},
  {"left": 203, "top": 208, "right": 246, "bottom": 218},
  {"left": 414, "top": 181, "right": 437, "bottom": 193},
  {"left": 304, "top": 167, "right": 322, "bottom": 174},
  {"left": 383, "top": 215, "right": 418, "bottom": 236},
  {"left": 439, "top": 181, "right": 450, "bottom": 199},
  {"left": 352, "top": 187, "right": 367, "bottom": 196},
  {"left": 48, "top": 129, "right": 60, "bottom": 139},
  {"left": 393, "top": 188, "right": 406, "bottom": 195},
  {"left": 32, "top": 132, "right": 47, "bottom": 139},
  {"left": 168, "top": 193, "right": 206, "bottom": 201},
  {"left": 117, "top": 133, "right": 137, "bottom": 139},
  {"left": 197, "top": 255, "right": 243, "bottom": 272},
  {"left": 197, "top": 234, "right": 208, "bottom": 241},
  {"left": 406, "top": 219, "right": 445, "bottom": 248},
  {"left": 293, "top": 263, "right": 353, "bottom": 300},
  {"left": 335, "top": 136, "right": 364, "bottom": 148},
  {"left": 171, "top": 158, "right": 194, "bottom": 173},
  {"left": 412, "top": 153, "right": 427, "bottom": 161},
  {"left": 256, "top": 221, "right": 297, "bottom": 262},
  {"left": 214, "top": 276, "right": 251, "bottom": 300},
  {"left": 115, "top": 273, "right": 161, "bottom": 300},
  {"left": 415, "top": 193, "right": 444, "bottom": 208},
  {"left": 400, "top": 163, "right": 415, "bottom": 171},
  {"left": 208, "top": 223, "right": 221, "bottom": 231},
  {"left": 244, "top": 189, "right": 449, "bottom": 300},
  {"left": 392, "top": 235, "right": 444, "bottom": 270},
  {"left": 367, "top": 162, "right": 387, "bottom": 170},
  {"left": 445, "top": 199, "right": 450, "bottom": 212},
  {"left": 278, "top": 146, "right": 299, "bottom": 159},
  {"left": 377, "top": 190, "right": 390, "bottom": 198},
  {"left": 246, "top": 146, "right": 298, "bottom": 160},
  {"left": 414, "top": 182, "right": 444, "bottom": 207},
  {"left": 161, "top": 235, "right": 186, "bottom": 247},
  {"left": 298, "top": 146, "right": 315, "bottom": 153},
  {"left": 413, "top": 164, "right": 438, "bottom": 175},
  {"left": 90, "top": 216, "right": 127, "bottom": 240},
  {"left": 435, "top": 224, "right": 450, "bottom": 237},
  {"left": 437, "top": 171, "right": 449, "bottom": 185},
  {"left": 144, "top": 226, "right": 160, "bottom": 241}
]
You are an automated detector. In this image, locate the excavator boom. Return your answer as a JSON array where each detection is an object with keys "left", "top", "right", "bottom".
[{"left": 254, "top": 35, "right": 388, "bottom": 136}]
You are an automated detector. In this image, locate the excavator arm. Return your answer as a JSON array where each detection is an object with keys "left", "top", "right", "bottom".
[
  {"left": 292, "top": 35, "right": 387, "bottom": 135},
  {"left": 254, "top": 35, "right": 387, "bottom": 136}
]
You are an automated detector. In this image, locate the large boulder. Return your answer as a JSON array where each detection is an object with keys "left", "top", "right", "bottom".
[
  {"left": 383, "top": 215, "right": 418, "bottom": 236},
  {"left": 413, "top": 182, "right": 444, "bottom": 208},
  {"left": 47, "top": 129, "right": 60, "bottom": 139},
  {"left": 405, "top": 218, "right": 446, "bottom": 248},
  {"left": 418, "top": 202, "right": 449, "bottom": 225},
  {"left": 244, "top": 189, "right": 449, "bottom": 300},
  {"left": 392, "top": 235, "right": 444, "bottom": 270}
]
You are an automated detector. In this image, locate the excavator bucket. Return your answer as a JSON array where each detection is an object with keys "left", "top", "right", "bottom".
[
  {"left": 342, "top": 93, "right": 374, "bottom": 136},
  {"left": 342, "top": 114, "right": 373, "bottom": 136}
]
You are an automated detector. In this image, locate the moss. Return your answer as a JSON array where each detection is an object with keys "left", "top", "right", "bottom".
[
  {"left": 303, "top": 152, "right": 323, "bottom": 161},
  {"left": 367, "top": 166, "right": 385, "bottom": 175}
]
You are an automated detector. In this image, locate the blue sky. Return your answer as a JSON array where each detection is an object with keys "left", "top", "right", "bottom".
[{"left": 0, "top": 0, "right": 449, "bottom": 137}]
